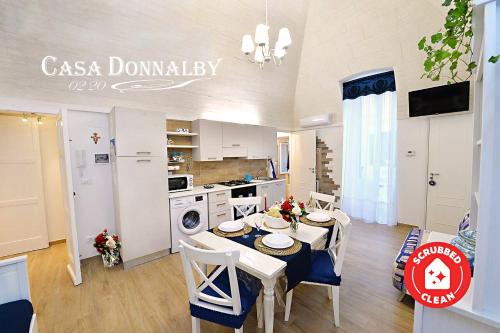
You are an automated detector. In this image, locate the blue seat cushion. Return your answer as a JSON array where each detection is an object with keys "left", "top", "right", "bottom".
[
  {"left": 0, "top": 299, "right": 33, "bottom": 333},
  {"left": 190, "top": 268, "right": 261, "bottom": 329},
  {"left": 304, "top": 250, "right": 342, "bottom": 286}
]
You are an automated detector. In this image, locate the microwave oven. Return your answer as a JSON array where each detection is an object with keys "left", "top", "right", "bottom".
[{"left": 168, "top": 174, "right": 194, "bottom": 192}]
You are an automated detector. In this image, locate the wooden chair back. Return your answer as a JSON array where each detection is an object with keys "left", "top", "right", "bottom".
[
  {"left": 309, "top": 191, "right": 336, "bottom": 211},
  {"left": 179, "top": 240, "right": 242, "bottom": 316},
  {"left": 228, "top": 196, "right": 262, "bottom": 220},
  {"left": 328, "top": 209, "right": 352, "bottom": 276}
]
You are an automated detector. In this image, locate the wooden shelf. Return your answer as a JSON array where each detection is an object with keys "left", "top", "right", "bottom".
[
  {"left": 166, "top": 131, "right": 198, "bottom": 137},
  {"left": 167, "top": 145, "right": 199, "bottom": 149}
]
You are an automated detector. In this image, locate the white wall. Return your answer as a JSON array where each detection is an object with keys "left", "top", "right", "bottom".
[
  {"left": 67, "top": 111, "right": 115, "bottom": 259},
  {"left": 397, "top": 118, "right": 429, "bottom": 228},
  {"left": 0, "top": 0, "right": 309, "bottom": 129},
  {"left": 293, "top": 0, "right": 460, "bottom": 127},
  {"left": 315, "top": 126, "right": 343, "bottom": 207},
  {"left": 39, "top": 116, "right": 67, "bottom": 241}
]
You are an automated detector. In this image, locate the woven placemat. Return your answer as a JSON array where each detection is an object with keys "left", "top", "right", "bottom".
[
  {"left": 300, "top": 215, "right": 336, "bottom": 227},
  {"left": 213, "top": 224, "right": 253, "bottom": 238},
  {"left": 254, "top": 237, "right": 302, "bottom": 256}
]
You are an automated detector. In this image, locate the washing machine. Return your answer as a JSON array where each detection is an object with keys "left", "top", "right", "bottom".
[{"left": 170, "top": 194, "right": 208, "bottom": 253}]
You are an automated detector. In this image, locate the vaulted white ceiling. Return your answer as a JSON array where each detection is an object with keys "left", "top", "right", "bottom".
[{"left": 0, "top": 0, "right": 310, "bottom": 129}]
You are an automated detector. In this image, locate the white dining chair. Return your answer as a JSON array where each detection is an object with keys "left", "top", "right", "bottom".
[
  {"left": 228, "top": 196, "right": 262, "bottom": 221},
  {"left": 309, "top": 191, "right": 336, "bottom": 212},
  {"left": 284, "top": 209, "right": 352, "bottom": 327},
  {"left": 178, "top": 240, "right": 262, "bottom": 333},
  {"left": 0, "top": 255, "right": 38, "bottom": 333}
]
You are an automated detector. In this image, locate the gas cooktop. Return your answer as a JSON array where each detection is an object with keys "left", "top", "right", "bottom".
[{"left": 217, "top": 180, "right": 250, "bottom": 187}]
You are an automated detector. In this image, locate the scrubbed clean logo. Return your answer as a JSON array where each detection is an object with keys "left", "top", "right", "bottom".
[{"left": 40, "top": 56, "right": 222, "bottom": 93}]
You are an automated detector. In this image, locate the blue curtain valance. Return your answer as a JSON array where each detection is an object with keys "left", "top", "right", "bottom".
[{"left": 342, "top": 71, "right": 396, "bottom": 100}]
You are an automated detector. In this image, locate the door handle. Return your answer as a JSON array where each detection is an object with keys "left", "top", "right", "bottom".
[{"left": 430, "top": 173, "right": 440, "bottom": 176}]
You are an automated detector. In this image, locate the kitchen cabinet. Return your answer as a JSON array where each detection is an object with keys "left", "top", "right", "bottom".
[
  {"left": 261, "top": 126, "right": 277, "bottom": 161},
  {"left": 192, "top": 119, "right": 223, "bottom": 161},
  {"left": 111, "top": 107, "right": 165, "bottom": 157},
  {"left": 222, "top": 122, "right": 248, "bottom": 148},
  {"left": 208, "top": 189, "right": 232, "bottom": 228},
  {"left": 193, "top": 120, "right": 277, "bottom": 161},
  {"left": 257, "top": 180, "right": 286, "bottom": 208},
  {"left": 247, "top": 125, "right": 266, "bottom": 159},
  {"left": 113, "top": 156, "right": 170, "bottom": 265}
]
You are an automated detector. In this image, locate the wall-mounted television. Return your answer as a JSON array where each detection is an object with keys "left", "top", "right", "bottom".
[{"left": 409, "top": 81, "right": 470, "bottom": 117}]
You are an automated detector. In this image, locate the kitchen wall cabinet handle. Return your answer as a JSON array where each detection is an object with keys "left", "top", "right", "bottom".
[
  {"left": 232, "top": 144, "right": 240, "bottom": 147},
  {"left": 216, "top": 193, "right": 225, "bottom": 196},
  {"left": 216, "top": 203, "right": 226, "bottom": 207},
  {"left": 136, "top": 159, "right": 151, "bottom": 162},
  {"left": 208, "top": 157, "right": 217, "bottom": 160},
  {"left": 216, "top": 212, "right": 227, "bottom": 217},
  {"left": 137, "top": 151, "right": 151, "bottom": 155}
]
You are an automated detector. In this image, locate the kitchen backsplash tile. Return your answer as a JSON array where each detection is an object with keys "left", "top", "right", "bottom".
[{"left": 175, "top": 158, "right": 267, "bottom": 186}]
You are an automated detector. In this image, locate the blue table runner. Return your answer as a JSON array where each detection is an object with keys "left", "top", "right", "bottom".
[{"left": 210, "top": 227, "right": 311, "bottom": 291}]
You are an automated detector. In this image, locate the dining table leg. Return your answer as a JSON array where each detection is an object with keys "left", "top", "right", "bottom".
[{"left": 262, "top": 277, "right": 277, "bottom": 333}]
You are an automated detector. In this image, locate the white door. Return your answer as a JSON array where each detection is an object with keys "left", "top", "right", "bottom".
[
  {"left": 56, "top": 111, "right": 82, "bottom": 285},
  {"left": 68, "top": 111, "right": 115, "bottom": 259},
  {"left": 0, "top": 115, "right": 49, "bottom": 256},
  {"left": 426, "top": 113, "right": 473, "bottom": 234},
  {"left": 290, "top": 130, "right": 316, "bottom": 202}
]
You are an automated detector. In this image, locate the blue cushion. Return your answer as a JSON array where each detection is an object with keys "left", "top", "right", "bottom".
[
  {"left": 190, "top": 268, "right": 261, "bottom": 329},
  {"left": 0, "top": 300, "right": 33, "bottom": 333},
  {"left": 304, "top": 250, "right": 342, "bottom": 286}
]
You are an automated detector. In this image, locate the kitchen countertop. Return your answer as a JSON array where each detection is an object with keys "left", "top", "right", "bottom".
[{"left": 169, "top": 178, "right": 286, "bottom": 199}]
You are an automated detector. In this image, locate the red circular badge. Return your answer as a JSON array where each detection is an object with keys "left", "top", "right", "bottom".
[{"left": 404, "top": 242, "right": 471, "bottom": 308}]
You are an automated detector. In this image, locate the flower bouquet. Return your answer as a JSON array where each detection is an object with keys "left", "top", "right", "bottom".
[
  {"left": 94, "top": 229, "right": 121, "bottom": 267},
  {"left": 268, "top": 195, "right": 306, "bottom": 233}
]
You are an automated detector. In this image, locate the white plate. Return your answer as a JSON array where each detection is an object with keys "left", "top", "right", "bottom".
[
  {"left": 307, "top": 212, "right": 331, "bottom": 222},
  {"left": 262, "top": 234, "right": 294, "bottom": 249},
  {"left": 218, "top": 221, "right": 244, "bottom": 232}
]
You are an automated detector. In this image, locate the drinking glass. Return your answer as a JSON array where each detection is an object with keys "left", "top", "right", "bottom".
[
  {"left": 255, "top": 214, "right": 264, "bottom": 237},
  {"left": 242, "top": 217, "right": 250, "bottom": 239}
]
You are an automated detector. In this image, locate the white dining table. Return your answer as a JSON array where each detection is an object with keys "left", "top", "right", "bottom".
[{"left": 189, "top": 213, "right": 328, "bottom": 333}]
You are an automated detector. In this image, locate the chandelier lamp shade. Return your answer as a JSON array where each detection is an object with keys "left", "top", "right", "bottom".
[{"left": 241, "top": 0, "right": 292, "bottom": 68}]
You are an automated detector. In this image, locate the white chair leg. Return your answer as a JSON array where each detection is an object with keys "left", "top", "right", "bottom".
[
  {"left": 332, "top": 286, "right": 340, "bottom": 327},
  {"left": 327, "top": 285, "right": 333, "bottom": 300},
  {"left": 191, "top": 316, "right": 200, "bottom": 333},
  {"left": 256, "top": 290, "right": 264, "bottom": 328},
  {"left": 235, "top": 327, "right": 243, "bottom": 333},
  {"left": 284, "top": 289, "right": 293, "bottom": 321}
]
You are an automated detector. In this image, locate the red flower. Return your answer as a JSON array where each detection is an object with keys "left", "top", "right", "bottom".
[
  {"left": 289, "top": 195, "right": 294, "bottom": 200},
  {"left": 95, "top": 234, "right": 105, "bottom": 244},
  {"left": 281, "top": 200, "right": 292, "bottom": 211},
  {"left": 282, "top": 215, "right": 291, "bottom": 222},
  {"left": 113, "top": 235, "right": 119, "bottom": 241},
  {"left": 299, "top": 202, "right": 305, "bottom": 209}
]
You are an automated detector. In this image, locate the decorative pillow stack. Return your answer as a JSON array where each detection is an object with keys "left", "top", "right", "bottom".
[{"left": 392, "top": 227, "right": 422, "bottom": 292}]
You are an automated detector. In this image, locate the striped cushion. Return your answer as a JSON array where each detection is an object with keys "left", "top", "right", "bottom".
[{"left": 392, "top": 227, "right": 422, "bottom": 292}]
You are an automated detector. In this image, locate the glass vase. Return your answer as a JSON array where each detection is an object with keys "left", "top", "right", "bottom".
[{"left": 290, "top": 216, "right": 299, "bottom": 233}]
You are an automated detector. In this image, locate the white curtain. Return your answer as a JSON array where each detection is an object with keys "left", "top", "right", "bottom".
[{"left": 341, "top": 91, "right": 397, "bottom": 225}]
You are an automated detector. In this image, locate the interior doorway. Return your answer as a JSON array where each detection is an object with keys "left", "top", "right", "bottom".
[{"left": 0, "top": 112, "right": 66, "bottom": 256}]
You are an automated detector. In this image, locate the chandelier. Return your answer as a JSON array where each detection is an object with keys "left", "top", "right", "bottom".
[{"left": 240, "top": 0, "right": 292, "bottom": 69}]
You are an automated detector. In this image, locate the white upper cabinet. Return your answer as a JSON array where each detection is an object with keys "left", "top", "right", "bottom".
[
  {"left": 192, "top": 119, "right": 223, "bottom": 161},
  {"left": 247, "top": 125, "right": 266, "bottom": 159},
  {"left": 262, "top": 126, "right": 277, "bottom": 161},
  {"left": 222, "top": 122, "right": 248, "bottom": 148},
  {"left": 193, "top": 120, "right": 276, "bottom": 160},
  {"left": 111, "top": 107, "right": 165, "bottom": 157}
]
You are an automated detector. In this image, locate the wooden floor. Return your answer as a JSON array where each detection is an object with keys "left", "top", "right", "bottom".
[{"left": 9, "top": 221, "right": 414, "bottom": 332}]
